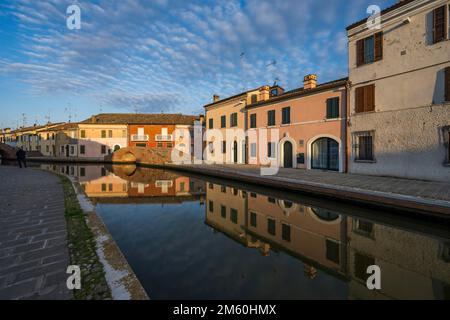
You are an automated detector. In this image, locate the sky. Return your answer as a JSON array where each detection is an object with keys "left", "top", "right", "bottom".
[{"left": 0, "top": 0, "right": 395, "bottom": 129}]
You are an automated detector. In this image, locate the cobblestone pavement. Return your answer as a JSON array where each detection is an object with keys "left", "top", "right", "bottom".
[
  {"left": 0, "top": 166, "right": 72, "bottom": 300},
  {"left": 171, "top": 164, "right": 450, "bottom": 202}
]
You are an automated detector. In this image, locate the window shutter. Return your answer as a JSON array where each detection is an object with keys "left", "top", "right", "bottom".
[
  {"left": 355, "top": 87, "right": 365, "bottom": 113},
  {"left": 356, "top": 39, "right": 365, "bottom": 66},
  {"left": 326, "top": 99, "right": 332, "bottom": 118},
  {"left": 433, "top": 6, "right": 447, "bottom": 43},
  {"left": 364, "top": 85, "right": 375, "bottom": 112},
  {"left": 445, "top": 67, "right": 450, "bottom": 102},
  {"left": 374, "top": 32, "right": 383, "bottom": 61}
]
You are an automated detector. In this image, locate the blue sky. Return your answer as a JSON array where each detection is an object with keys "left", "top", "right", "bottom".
[{"left": 0, "top": 0, "right": 395, "bottom": 128}]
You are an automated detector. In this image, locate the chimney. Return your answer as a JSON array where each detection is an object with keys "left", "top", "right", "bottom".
[
  {"left": 213, "top": 95, "right": 220, "bottom": 103},
  {"left": 198, "top": 114, "right": 205, "bottom": 123},
  {"left": 303, "top": 74, "right": 317, "bottom": 90},
  {"left": 258, "top": 85, "right": 270, "bottom": 101}
]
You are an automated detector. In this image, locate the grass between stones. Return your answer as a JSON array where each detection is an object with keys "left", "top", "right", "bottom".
[{"left": 59, "top": 175, "right": 112, "bottom": 300}]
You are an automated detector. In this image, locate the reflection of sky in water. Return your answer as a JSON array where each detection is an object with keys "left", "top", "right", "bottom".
[{"left": 96, "top": 202, "right": 346, "bottom": 300}]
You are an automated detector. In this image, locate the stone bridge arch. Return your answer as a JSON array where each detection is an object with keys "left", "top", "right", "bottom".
[
  {"left": 105, "top": 147, "right": 172, "bottom": 165},
  {"left": 0, "top": 143, "right": 17, "bottom": 160}
]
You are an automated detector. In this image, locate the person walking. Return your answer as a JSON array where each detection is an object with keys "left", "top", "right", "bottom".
[{"left": 16, "top": 147, "right": 27, "bottom": 168}]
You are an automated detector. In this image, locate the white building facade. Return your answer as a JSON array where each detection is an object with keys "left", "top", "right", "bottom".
[{"left": 347, "top": 0, "right": 450, "bottom": 181}]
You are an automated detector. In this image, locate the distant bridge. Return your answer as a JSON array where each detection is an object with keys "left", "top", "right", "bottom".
[
  {"left": 0, "top": 143, "right": 16, "bottom": 160},
  {"left": 105, "top": 146, "right": 172, "bottom": 165}
]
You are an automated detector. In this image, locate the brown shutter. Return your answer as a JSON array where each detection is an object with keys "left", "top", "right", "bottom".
[
  {"left": 364, "top": 84, "right": 375, "bottom": 112},
  {"left": 374, "top": 32, "right": 383, "bottom": 61},
  {"left": 445, "top": 67, "right": 450, "bottom": 102},
  {"left": 355, "top": 87, "right": 364, "bottom": 113},
  {"left": 433, "top": 6, "right": 447, "bottom": 43},
  {"left": 356, "top": 39, "right": 365, "bottom": 66}
]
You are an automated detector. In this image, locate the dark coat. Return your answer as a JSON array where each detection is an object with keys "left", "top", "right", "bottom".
[{"left": 16, "top": 149, "right": 26, "bottom": 160}]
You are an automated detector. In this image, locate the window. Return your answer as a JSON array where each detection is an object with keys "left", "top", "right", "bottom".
[
  {"left": 208, "top": 200, "right": 214, "bottom": 213},
  {"left": 101, "top": 145, "right": 107, "bottom": 154},
  {"left": 267, "top": 110, "right": 276, "bottom": 126},
  {"left": 354, "top": 131, "right": 375, "bottom": 161},
  {"left": 326, "top": 98, "right": 340, "bottom": 119},
  {"left": 136, "top": 143, "right": 146, "bottom": 147},
  {"left": 80, "top": 145, "right": 85, "bottom": 154},
  {"left": 268, "top": 197, "right": 276, "bottom": 203},
  {"left": 108, "top": 130, "right": 113, "bottom": 138},
  {"left": 221, "top": 115, "right": 226, "bottom": 128},
  {"left": 230, "top": 113, "right": 238, "bottom": 127},
  {"left": 80, "top": 130, "right": 86, "bottom": 138},
  {"left": 354, "top": 252, "right": 375, "bottom": 281},
  {"left": 297, "top": 153, "right": 305, "bottom": 164},
  {"left": 250, "top": 212, "right": 257, "bottom": 227},
  {"left": 433, "top": 5, "right": 447, "bottom": 44},
  {"left": 267, "top": 218, "right": 276, "bottom": 236},
  {"left": 282, "top": 223, "right": 291, "bottom": 242},
  {"left": 282, "top": 107, "right": 291, "bottom": 124},
  {"left": 326, "top": 240, "right": 340, "bottom": 264},
  {"left": 250, "top": 192, "right": 257, "bottom": 198},
  {"left": 166, "top": 142, "right": 173, "bottom": 148},
  {"left": 230, "top": 208, "right": 238, "bottom": 224},
  {"left": 250, "top": 143, "right": 257, "bottom": 158},
  {"left": 208, "top": 183, "right": 213, "bottom": 189},
  {"left": 108, "top": 184, "right": 113, "bottom": 192},
  {"left": 250, "top": 114, "right": 257, "bottom": 128},
  {"left": 353, "top": 219, "right": 374, "bottom": 238},
  {"left": 80, "top": 167, "right": 86, "bottom": 177},
  {"left": 101, "top": 184, "right": 107, "bottom": 192},
  {"left": 70, "top": 146, "right": 75, "bottom": 155},
  {"left": 355, "top": 84, "right": 375, "bottom": 113},
  {"left": 445, "top": 67, "right": 450, "bottom": 102},
  {"left": 208, "top": 142, "right": 214, "bottom": 154},
  {"left": 251, "top": 94, "right": 257, "bottom": 104},
  {"left": 122, "top": 130, "right": 127, "bottom": 138},
  {"left": 270, "top": 88, "right": 278, "bottom": 96},
  {"left": 222, "top": 141, "right": 226, "bottom": 153},
  {"left": 356, "top": 32, "right": 383, "bottom": 66},
  {"left": 208, "top": 118, "right": 213, "bottom": 129},
  {"left": 221, "top": 205, "right": 226, "bottom": 218},
  {"left": 221, "top": 186, "right": 226, "bottom": 193},
  {"left": 267, "top": 142, "right": 276, "bottom": 158},
  {"left": 46, "top": 145, "right": 49, "bottom": 153},
  {"left": 61, "top": 146, "right": 64, "bottom": 153},
  {"left": 101, "top": 130, "right": 106, "bottom": 138}
]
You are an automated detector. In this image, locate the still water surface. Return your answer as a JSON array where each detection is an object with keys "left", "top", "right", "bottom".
[{"left": 36, "top": 163, "right": 450, "bottom": 299}]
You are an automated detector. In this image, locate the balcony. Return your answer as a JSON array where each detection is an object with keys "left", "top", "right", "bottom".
[
  {"left": 131, "top": 134, "right": 149, "bottom": 142},
  {"left": 155, "top": 134, "right": 173, "bottom": 141}
]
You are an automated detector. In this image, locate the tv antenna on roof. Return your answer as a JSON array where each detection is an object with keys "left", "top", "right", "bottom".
[{"left": 22, "top": 113, "right": 27, "bottom": 127}]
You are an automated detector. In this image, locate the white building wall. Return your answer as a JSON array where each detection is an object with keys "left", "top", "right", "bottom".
[{"left": 348, "top": 0, "right": 450, "bottom": 181}]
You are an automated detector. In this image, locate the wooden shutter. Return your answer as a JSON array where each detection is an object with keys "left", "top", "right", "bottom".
[
  {"left": 374, "top": 32, "right": 383, "bottom": 61},
  {"left": 433, "top": 6, "right": 447, "bottom": 43},
  {"left": 356, "top": 39, "right": 365, "bottom": 66},
  {"left": 355, "top": 87, "right": 365, "bottom": 113},
  {"left": 445, "top": 67, "right": 450, "bottom": 102},
  {"left": 364, "top": 85, "right": 375, "bottom": 112}
]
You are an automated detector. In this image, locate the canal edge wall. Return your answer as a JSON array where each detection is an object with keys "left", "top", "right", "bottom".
[{"left": 62, "top": 172, "right": 150, "bottom": 300}]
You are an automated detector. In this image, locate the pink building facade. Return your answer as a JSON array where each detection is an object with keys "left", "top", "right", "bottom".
[{"left": 246, "top": 76, "right": 349, "bottom": 172}]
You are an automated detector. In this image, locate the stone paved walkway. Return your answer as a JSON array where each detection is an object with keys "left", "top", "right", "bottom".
[
  {"left": 0, "top": 166, "right": 72, "bottom": 300},
  {"left": 165, "top": 164, "right": 450, "bottom": 215}
]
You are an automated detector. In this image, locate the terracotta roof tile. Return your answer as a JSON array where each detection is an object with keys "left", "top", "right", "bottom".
[{"left": 80, "top": 113, "right": 199, "bottom": 125}]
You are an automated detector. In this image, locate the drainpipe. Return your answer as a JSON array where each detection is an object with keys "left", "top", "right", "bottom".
[{"left": 344, "top": 81, "right": 351, "bottom": 173}]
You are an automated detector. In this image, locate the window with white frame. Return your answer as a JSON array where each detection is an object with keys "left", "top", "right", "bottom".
[{"left": 250, "top": 143, "right": 257, "bottom": 158}]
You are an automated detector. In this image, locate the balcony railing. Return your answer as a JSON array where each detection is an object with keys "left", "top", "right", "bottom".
[
  {"left": 155, "top": 134, "right": 173, "bottom": 141},
  {"left": 131, "top": 134, "right": 149, "bottom": 142}
]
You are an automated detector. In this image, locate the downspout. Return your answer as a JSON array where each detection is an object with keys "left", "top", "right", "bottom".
[{"left": 345, "top": 81, "right": 351, "bottom": 173}]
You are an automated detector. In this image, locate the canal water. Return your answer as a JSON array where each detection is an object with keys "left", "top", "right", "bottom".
[{"left": 15, "top": 163, "right": 450, "bottom": 299}]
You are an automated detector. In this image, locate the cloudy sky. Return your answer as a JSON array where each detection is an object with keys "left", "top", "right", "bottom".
[{"left": 0, "top": 0, "right": 394, "bottom": 128}]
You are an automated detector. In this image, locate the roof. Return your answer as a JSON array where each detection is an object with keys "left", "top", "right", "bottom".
[
  {"left": 246, "top": 77, "right": 349, "bottom": 109},
  {"left": 47, "top": 123, "right": 79, "bottom": 132},
  {"left": 79, "top": 113, "right": 199, "bottom": 125},
  {"left": 12, "top": 123, "right": 64, "bottom": 134},
  {"left": 203, "top": 88, "right": 259, "bottom": 109},
  {"left": 346, "top": 0, "right": 416, "bottom": 31}
]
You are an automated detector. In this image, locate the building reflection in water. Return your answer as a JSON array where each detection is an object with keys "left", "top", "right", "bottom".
[
  {"left": 41, "top": 164, "right": 450, "bottom": 300},
  {"left": 40, "top": 164, "right": 206, "bottom": 204},
  {"left": 205, "top": 181, "right": 450, "bottom": 300}
]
